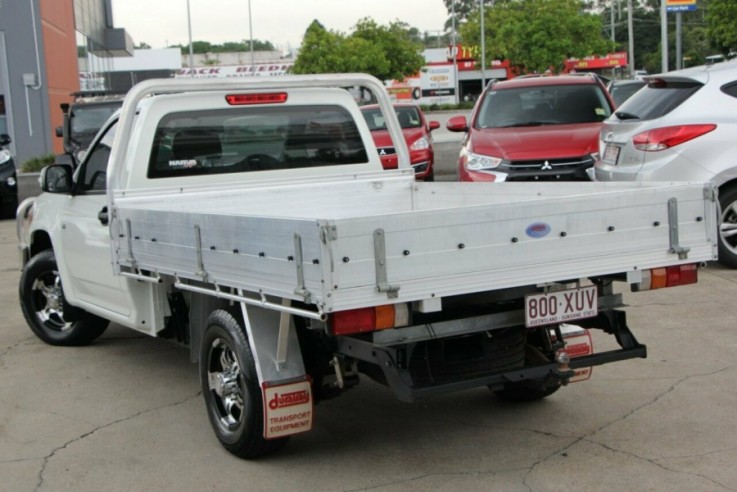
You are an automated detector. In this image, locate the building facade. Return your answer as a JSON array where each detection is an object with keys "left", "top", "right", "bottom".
[{"left": 0, "top": 0, "right": 131, "bottom": 166}]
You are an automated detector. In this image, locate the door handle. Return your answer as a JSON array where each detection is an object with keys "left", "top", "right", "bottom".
[{"left": 98, "top": 206, "right": 109, "bottom": 226}]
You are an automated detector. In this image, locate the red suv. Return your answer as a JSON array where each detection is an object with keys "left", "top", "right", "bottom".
[
  {"left": 447, "top": 74, "right": 615, "bottom": 182},
  {"left": 361, "top": 103, "right": 440, "bottom": 181}
]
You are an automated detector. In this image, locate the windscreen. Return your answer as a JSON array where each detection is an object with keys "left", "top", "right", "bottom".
[
  {"left": 70, "top": 103, "right": 122, "bottom": 143},
  {"left": 148, "top": 105, "right": 368, "bottom": 178},
  {"left": 475, "top": 84, "right": 612, "bottom": 128},
  {"left": 361, "top": 106, "right": 422, "bottom": 131}
]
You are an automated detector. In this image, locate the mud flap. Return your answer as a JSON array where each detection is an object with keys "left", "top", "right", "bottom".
[{"left": 238, "top": 295, "right": 313, "bottom": 439}]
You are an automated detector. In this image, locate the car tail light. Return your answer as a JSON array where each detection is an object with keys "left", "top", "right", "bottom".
[
  {"left": 632, "top": 125, "right": 716, "bottom": 151},
  {"left": 225, "top": 92, "right": 288, "bottom": 105},
  {"left": 329, "top": 304, "right": 409, "bottom": 336},
  {"left": 633, "top": 263, "right": 698, "bottom": 291}
]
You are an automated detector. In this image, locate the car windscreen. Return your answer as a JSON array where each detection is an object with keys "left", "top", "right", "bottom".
[
  {"left": 148, "top": 105, "right": 368, "bottom": 178},
  {"left": 70, "top": 103, "right": 122, "bottom": 136},
  {"left": 475, "top": 84, "right": 612, "bottom": 128},
  {"left": 361, "top": 106, "right": 421, "bottom": 131},
  {"left": 614, "top": 79, "right": 702, "bottom": 120}
]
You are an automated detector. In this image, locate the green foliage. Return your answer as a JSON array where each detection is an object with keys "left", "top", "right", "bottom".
[
  {"left": 20, "top": 154, "right": 55, "bottom": 173},
  {"left": 706, "top": 0, "right": 737, "bottom": 54},
  {"left": 293, "top": 18, "right": 424, "bottom": 81},
  {"left": 172, "top": 39, "right": 276, "bottom": 54},
  {"left": 460, "top": 0, "right": 614, "bottom": 73}
]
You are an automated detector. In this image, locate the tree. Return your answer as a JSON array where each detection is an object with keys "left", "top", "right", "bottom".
[
  {"left": 706, "top": 0, "right": 737, "bottom": 55},
  {"left": 351, "top": 19, "right": 425, "bottom": 80},
  {"left": 171, "top": 39, "right": 276, "bottom": 54},
  {"left": 293, "top": 18, "right": 424, "bottom": 81},
  {"left": 135, "top": 42, "right": 151, "bottom": 49},
  {"left": 460, "top": 0, "right": 614, "bottom": 73}
]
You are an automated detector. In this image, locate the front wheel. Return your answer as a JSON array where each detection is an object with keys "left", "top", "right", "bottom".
[
  {"left": 718, "top": 185, "right": 737, "bottom": 268},
  {"left": 199, "top": 309, "right": 289, "bottom": 459},
  {"left": 19, "top": 250, "right": 108, "bottom": 346}
]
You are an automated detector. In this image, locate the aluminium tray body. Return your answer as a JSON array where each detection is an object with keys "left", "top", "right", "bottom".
[{"left": 111, "top": 172, "right": 718, "bottom": 312}]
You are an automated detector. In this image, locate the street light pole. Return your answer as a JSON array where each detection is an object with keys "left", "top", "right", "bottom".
[
  {"left": 480, "top": 0, "right": 486, "bottom": 91},
  {"left": 451, "top": 0, "right": 459, "bottom": 103},
  {"left": 248, "top": 0, "right": 255, "bottom": 73},
  {"left": 186, "top": 0, "right": 194, "bottom": 76}
]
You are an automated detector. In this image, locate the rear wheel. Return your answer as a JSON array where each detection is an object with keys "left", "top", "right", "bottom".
[
  {"left": 199, "top": 309, "right": 289, "bottom": 459},
  {"left": 19, "top": 250, "right": 108, "bottom": 346},
  {"left": 718, "top": 185, "right": 737, "bottom": 268}
]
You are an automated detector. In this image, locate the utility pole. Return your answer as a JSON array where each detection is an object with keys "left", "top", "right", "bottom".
[
  {"left": 248, "top": 0, "right": 255, "bottom": 73},
  {"left": 660, "top": 0, "right": 668, "bottom": 72},
  {"left": 675, "top": 12, "right": 682, "bottom": 69},
  {"left": 186, "top": 0, "right": 194, "bottom": 75},
  {"left": 628, "top": 0, "right": 634, "bottom": 75},
  {"left": 480, "top": 0, "right": 486, "bottom": 90},
  {"left": 451, "top": 0, "right": 459, "bottom": 103}
]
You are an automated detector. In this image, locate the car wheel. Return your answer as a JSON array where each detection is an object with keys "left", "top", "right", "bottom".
[
  {"left": 718, "top": 185, "right": 737, "bottom": 269},
  {"left": 19, "top": 250, "right": 109, "bottom": 346},
  {"left": 200, "top": 309, "right": 289, "bottom": 459}
]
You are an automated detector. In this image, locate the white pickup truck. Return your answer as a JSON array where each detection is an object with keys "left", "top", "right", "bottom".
[{"left": 17, "top": 74, "right": 718, "bottom": 459}]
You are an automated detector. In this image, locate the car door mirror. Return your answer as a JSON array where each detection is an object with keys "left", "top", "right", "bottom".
[
  {"left": 55, "top": 126, "right": 63, "bottom": 138},
  {"left": 0, "top": 133, "right": 10, "bottom": 146},
  {"left": 40, "top": 164, "right": 73, "bottom": 194},
  {"left": 446, "top": 116, "right": 469, "bottom": 132},
  {"left": 428, "top": 121, "right": 440, "bottom": 131}
]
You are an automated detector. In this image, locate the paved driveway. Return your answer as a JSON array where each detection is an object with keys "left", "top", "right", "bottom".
[{"left": 2, "top": 217, "right": 736, "bottom": 491}]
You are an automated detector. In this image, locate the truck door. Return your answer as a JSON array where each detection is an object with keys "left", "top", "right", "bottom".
[{"left": 57, "top": 120, "right": 137, "bottom": 322}]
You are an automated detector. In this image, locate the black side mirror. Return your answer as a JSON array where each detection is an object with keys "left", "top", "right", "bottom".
[
  {"left": 0, "top": 133, "right": 10, "bottom": 146},
  {"left": 55, "top": 126, "right": 63, "bottom": 138},
  {"left": 40, "top": 164, "right": 73, "bottom": 194}
]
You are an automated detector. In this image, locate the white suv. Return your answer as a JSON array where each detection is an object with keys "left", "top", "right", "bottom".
[{"left": 593, "top": 60, "right": 737, "bottom": 267}]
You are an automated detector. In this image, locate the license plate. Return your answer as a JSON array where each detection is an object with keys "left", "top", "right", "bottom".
[
  {"left": 602, "top": 143, "right": 620, "bottom": 165},
  {"left": 525, "top": 285, "right": 598, "bottom": 328}
]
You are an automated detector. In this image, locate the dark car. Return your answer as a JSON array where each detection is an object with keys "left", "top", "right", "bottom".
[
  {"left": 360, "top": 103, "right": 440, "bottom": 181},
  {"left": 607, "top": 79, "right": 646, "bottom": 106},
  {"left": 446, "top": 74, "right": 615, "bottom": 182},
  {"left": 0, "top": 133, "right": 18, "bottom": 219},
  {"left": 55, "top": 93, "right": 124, "bottom": 162}
]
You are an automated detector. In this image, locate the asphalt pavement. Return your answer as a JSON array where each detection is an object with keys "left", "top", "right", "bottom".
[{"left": 2, "top": 193, "right": 737, "bottom": 490}]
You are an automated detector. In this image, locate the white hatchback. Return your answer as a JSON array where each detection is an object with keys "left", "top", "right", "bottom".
[{"left": 593, "top": 60, "right": 737, "bottom": 267}]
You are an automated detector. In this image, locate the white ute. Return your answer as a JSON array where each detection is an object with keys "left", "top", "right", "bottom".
[{"left": 17, "top": 74, "right": 718, "bottom": 458}]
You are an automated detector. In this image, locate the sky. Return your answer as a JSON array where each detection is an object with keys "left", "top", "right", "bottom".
[{"left": 112, "top": 0, "right": 450, "bottom": 53}]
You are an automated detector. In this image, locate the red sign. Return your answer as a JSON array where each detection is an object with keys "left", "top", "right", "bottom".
[{"left": 564, "top": 52, "right": 628, "bottom": 71}]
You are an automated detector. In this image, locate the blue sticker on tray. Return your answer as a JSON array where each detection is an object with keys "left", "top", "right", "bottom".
[{"left": 525, "top": 222, "right": 551, "bottom": 238}]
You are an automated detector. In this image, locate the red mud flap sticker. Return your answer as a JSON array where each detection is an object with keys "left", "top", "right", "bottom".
[{"left": 262, "top": 379, "right": 313, "bottom": 439}]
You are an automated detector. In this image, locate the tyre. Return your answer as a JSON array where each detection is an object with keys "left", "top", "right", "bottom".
[
  {"left": 718, "top": 185, "right": 737, "bottom": 268},
  {"left": 199, "top": 309, "right": 289, "bottom": 459},
  {"left": 19, "top": 250, "right": 108, "bottom": 346}
]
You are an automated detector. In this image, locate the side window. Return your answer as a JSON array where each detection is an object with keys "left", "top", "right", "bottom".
[
  {"left": 77, "top": 121, "right": 117, "bottom": 192},
  {"left": 721, "top": 81, "right": 737, "bottom": 98}
]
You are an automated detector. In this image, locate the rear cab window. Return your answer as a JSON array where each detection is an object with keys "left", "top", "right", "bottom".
[{"left": 148, "top": 105, "right": 368, "bottom": 178}]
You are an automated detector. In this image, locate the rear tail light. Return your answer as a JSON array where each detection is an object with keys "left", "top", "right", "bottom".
[
  {"left": 633, "top": 263, "right": 698, "bottom": 291},
  {"left": 329, "top": 304, "right": 409, "bottom": 336},
  {"left": 225, "top": 92, "right": 288, "bottom": 105},
  {"left": 632, "top": 124, "right": 716, "bottom": 151}
]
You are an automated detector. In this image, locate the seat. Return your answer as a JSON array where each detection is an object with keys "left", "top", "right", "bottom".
[
  {"left": 396, "top": 111, "right": 412, "bottom": 129},
  {"left": 171, "top": 129, "right": 222, "bottom": 162}
]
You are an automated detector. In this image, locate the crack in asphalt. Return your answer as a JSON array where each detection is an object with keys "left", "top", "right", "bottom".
[
  {"left": 0, "top": 336, "right": 37, "bottom": 360},
  {"left": 33, "top": 391, "right": 201, "bottom": 492},
  {"left": 519, "top": 366, "right": 734, "bottom": 491}
]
